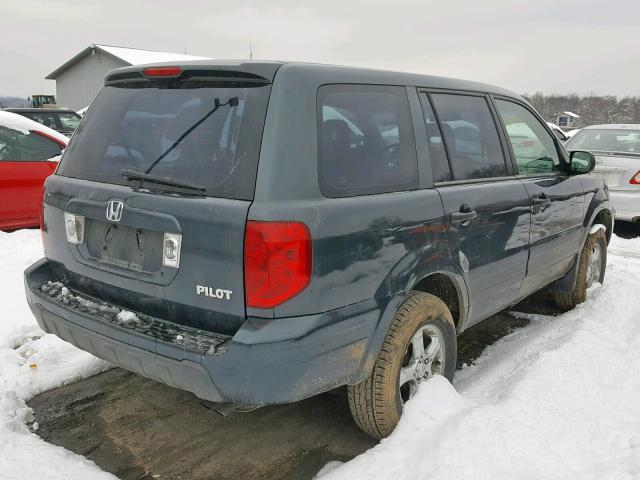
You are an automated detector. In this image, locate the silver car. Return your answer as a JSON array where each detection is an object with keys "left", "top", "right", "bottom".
[{"left": 566, "top": 124, "right": 640, "bottom": 223}]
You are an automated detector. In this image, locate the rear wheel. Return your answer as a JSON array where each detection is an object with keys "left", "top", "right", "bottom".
[
  {"left": 347, "top": 291, "right": 456, "bottom": 439},
  {"left": 554, "top": 228, "right": 607, "bottom": 311}
]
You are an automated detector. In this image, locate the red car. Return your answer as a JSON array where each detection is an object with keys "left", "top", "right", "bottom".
[{"left": 0, "top": 111, "right": 68, "bottom": 230}]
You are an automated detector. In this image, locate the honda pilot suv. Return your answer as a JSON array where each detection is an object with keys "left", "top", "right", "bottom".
[{"left": 25, "top": 61, "right": 613, "bottom": 439}]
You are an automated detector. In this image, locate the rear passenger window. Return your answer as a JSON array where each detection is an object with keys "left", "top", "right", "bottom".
[
  {"left": 318, "top": 85, "right": 417, "bottom": 197},
  {"left": 419, "top": 94, "right": 451, "bottom": 182},
  {"left": 430, "top": 94, "right": 507, "bottom": 181}
]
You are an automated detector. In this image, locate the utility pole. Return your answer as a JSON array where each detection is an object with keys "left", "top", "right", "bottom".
[{"left": 249, "top": 35, "right": 253, "bottom": 60}]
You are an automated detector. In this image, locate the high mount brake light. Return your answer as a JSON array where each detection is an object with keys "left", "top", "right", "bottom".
[
  {"left": 244, "top": 221, "right": 312, "bottom": 309},
  {"left": 142, "top": 66, "right": 183, "bottom": 77},
  {"left": 630, "top": 171, "right": 640, "bottom": 185}
]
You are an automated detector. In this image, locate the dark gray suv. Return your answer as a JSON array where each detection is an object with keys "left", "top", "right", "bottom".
[{"left": 24, "top": 61, "right": 613, "bottom": 439}]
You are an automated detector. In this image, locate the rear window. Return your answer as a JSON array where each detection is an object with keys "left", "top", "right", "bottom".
[
  {"left": 318, "top": 84, "right": 418, "bottom": 197},
  {"left": 566, "top": 129, "right": 640, "bottom": 154},
  {"left": 58, "top": 81, "right": 270, "bottom": 200},
  {"left": 0, "top": 127, "right": 62, "bottom": 161}
]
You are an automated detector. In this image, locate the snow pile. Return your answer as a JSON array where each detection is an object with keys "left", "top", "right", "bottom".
[
  {"left": 0, "top": 110, "right": 69, "bottom": 145},
  {"left": 116, "top": 309, "right": 140, "bottom": 325},
  {"left": 319, "top": 234, "right": 640, "bottom": 480},
  {"left": 0, "top": 230, "right": 113, "bottom": 479}
]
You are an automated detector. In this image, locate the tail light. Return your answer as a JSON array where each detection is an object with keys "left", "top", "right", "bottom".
[
  {"left": 244, "top": 221, "right": 312, "bottom": 309},
  {"left": 630, "top": 171, "right": 640, "bottom": 185}
]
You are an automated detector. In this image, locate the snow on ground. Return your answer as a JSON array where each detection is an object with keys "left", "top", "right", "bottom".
[
  {"left": 0, "top": 229, "right": 113, "bottom": 479},
  {"left": 319, "top": 234, "right": 640, "bottom": 480}
]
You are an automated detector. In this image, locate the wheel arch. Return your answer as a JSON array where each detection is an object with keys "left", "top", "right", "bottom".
[
  {"left": 591, "top": 207, "right": 614, "bottom": 244},
  {"left": 410, "top": 271, "right": 468, "bottom": 332},
  {"left": 550, "top": 205, "right": 613, "bottom": 295}
]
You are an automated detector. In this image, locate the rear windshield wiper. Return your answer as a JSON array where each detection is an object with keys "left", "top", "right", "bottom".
[
  {"left": 121, "top": 168, "right": 206, "bottom": 192},
  {"left": 144, "top": 96, "right": 239, "bottom": 175}
]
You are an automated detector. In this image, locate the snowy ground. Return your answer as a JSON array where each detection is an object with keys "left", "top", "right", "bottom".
[
  {"left": 0, "top": 230, "right": 639, "bottom": 480},
  {"left": 0, "top": 230, "right": 113, "bottom": 479},
  {"left": 319, "top": 234, "right": 640, "bottom": 480}
]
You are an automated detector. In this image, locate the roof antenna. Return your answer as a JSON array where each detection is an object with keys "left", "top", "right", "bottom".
[{"left": 249, "top": 34, "right": 253, "bottom": 60}]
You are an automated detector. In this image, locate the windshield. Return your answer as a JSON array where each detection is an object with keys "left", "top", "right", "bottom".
[
  {"left": 566, "top": 128, "right": 640, "bottom": 154},
  {"left": 57, "top": 81, "right": 270, "bottom": 199}
]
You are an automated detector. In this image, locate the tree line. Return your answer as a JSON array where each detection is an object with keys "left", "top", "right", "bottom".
[{"left": 524, "top": 93, "right": 640, "bottom": 128}]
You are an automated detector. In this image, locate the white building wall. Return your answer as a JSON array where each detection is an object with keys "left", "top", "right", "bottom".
[{"left": 55, "top": 51, "right": 127, "bottom": 110}]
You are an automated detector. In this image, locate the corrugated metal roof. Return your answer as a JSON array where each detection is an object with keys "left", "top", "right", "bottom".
[{"left": 46, "top": 44, "right": 210, "bottom": 79}]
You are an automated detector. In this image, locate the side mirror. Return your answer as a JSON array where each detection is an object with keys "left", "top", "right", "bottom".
[{"left": 569, "top": 150, "right": 595, "bottom": 175}]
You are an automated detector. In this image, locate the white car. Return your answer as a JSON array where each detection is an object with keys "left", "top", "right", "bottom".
[
  {"left": 546, "top": 122, "right": 569, "bottom": 142},
  {"left": 565, "top": 124, "right": 640, "bottom": 223}
]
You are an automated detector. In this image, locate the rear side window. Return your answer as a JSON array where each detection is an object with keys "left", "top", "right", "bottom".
[
  {"left": 24, "top": 112, "right": 59, "bottom": 131},
  {"left": 0, "top": 127, "right": 62, "bottom": 161},
  {"left": 318, "top": 85, "right": 417, "bottom": 197},
  {"left": 419, "top": 94, "right": 451, "bottom": 182},
  {"left": 58, "top": 81, "right": 271, "bottom": 200},
  {"left": 430, "top": 94, "right": 507, "bottom": 181}
]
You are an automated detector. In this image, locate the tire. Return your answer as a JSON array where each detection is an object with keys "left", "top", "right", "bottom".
[
  {"left": 554, "top": 228, "right": 607, "bottom": 311},
  {"left": 347, "top": 291, "right": 457, "bottom": 439}
]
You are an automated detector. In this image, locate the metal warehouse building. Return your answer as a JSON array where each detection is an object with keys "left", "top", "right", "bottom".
[{"left": 45, "top": 44, "right": 209, "bottom": 111}]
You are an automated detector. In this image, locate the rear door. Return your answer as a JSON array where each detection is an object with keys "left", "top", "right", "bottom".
[
  {"left": 493, "top": 98, "right": 584, "bottom": 295},
  {"left": 47, "top": 68, "right": 274, "bottom": 334},
  {"left": 420, "top": 91, "right": 531, "bottom": 325},
  {"left": 0, "top": 127, "right": 61, "bottom": 227}
]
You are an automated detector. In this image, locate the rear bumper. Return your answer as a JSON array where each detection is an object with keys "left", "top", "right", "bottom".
[
  {"left": 25, "top": 258, "right": 380, "bottom": 405},
  {"left": 609, "top": 190, "right": 640, "bottom": 222}
]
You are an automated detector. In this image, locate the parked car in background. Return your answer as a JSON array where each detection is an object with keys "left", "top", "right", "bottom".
[
  {"left": 25, "top": 61, "right": 612, "bottom": 440},
  {"left": 4, "top": 108, "right": 82, "bottom": 136},
  {"left": 566, "top": 124, "right": 640, "bottom": 223},
  {"left": 0, "top": 111, "right": 68, "bottom": 230},
  {"left": 547, "top": 122, "right": 569, "bottom": 142},
  {"left": 566, "top": 128, "right": 580, "bottom": 140}
]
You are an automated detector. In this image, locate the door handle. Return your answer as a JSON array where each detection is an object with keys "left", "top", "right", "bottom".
[
  {"left": 451, "top": 204, "right": 477, "bottom": 226},
  {"left": 531, "top": 194, "right": 551, "bottom": 207}
]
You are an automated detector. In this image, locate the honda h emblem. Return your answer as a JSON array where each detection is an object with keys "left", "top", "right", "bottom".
[{"left": 106, "top": 200, "right": 124, "bottom": 223}]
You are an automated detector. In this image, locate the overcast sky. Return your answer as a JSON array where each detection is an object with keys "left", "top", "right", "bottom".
[{"left": 1, "top": 0, "right": 639, "bottom": 98}]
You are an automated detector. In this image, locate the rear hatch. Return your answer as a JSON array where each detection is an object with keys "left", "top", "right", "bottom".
[{"left": 43, "top": 63, "right": 279, "bottom": 335}]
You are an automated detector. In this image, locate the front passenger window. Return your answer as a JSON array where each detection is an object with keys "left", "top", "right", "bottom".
[
  {"left": 430, "top": 94, "right": 507, "bottom": 181},
  {"left": 494, "top": 100, "right": 561, "bottom": 176}
]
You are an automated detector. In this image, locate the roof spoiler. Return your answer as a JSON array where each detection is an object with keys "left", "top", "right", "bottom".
[{"left": 105, "top": 62, "right": 281, "bottom": 86}]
